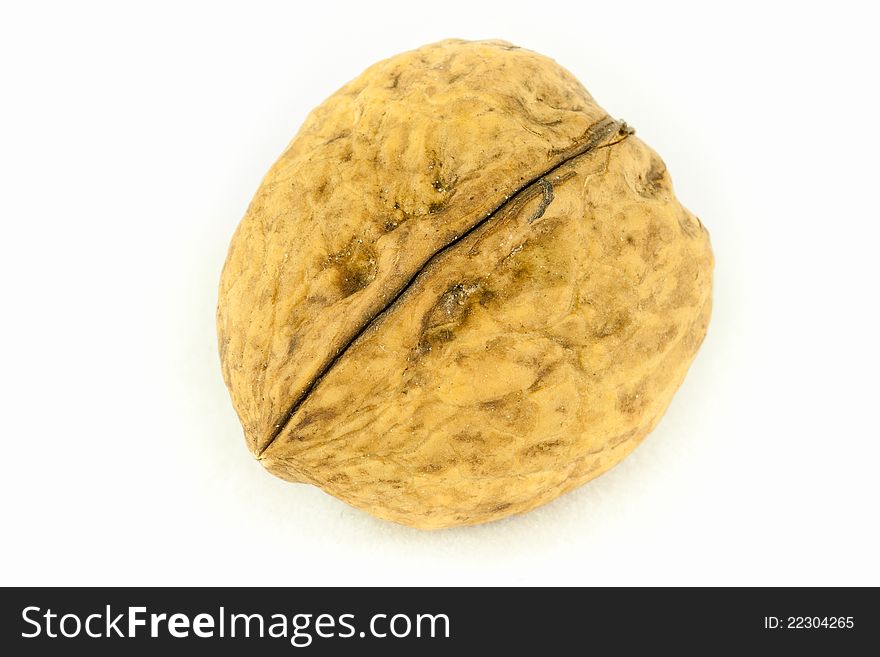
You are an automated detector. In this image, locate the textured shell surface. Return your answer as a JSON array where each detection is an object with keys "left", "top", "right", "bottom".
[{"left": 217, "top": 39, "right": 713, "bottom": 529}]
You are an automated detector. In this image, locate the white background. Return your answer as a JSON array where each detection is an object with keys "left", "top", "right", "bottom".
[{"left": 1, "top": 0, "right": 878, "bottom": 586}]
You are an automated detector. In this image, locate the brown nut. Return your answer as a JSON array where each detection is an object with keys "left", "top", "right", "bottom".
[{"left": 217, "top": 39, "right": 713, "bottom": 529}]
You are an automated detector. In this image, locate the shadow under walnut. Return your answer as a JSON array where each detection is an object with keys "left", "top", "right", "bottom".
[{"left": 217, "top": 39, "right": 713, "bottom": 529}]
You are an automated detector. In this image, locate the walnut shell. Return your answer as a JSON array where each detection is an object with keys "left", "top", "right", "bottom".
[{"left": 217, "top": 39, "right": 713, "bottom": 529}]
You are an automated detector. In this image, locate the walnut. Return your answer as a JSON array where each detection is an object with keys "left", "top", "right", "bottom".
[{"left": 217, "top": 39, "right": 713, "bottom": 528}]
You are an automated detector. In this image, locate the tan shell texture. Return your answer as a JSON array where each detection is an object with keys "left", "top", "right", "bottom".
[{"left": 217, "top": 39, "right": 713, "bottom": 529}]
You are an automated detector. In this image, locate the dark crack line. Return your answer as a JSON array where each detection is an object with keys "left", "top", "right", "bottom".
[{"left": 258, "top": 116, "right": 634, "bottom": 457}]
